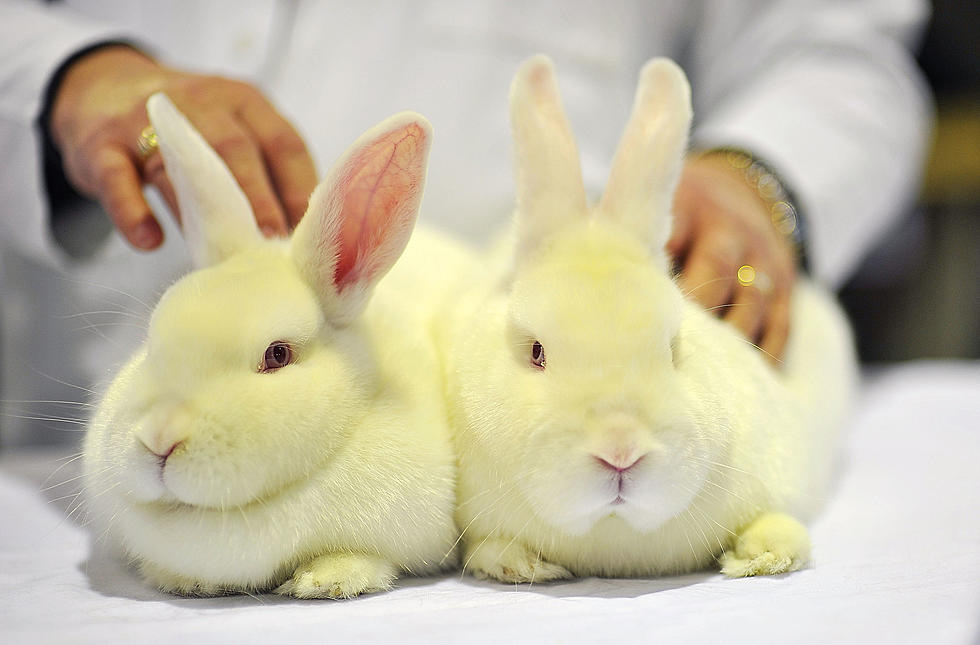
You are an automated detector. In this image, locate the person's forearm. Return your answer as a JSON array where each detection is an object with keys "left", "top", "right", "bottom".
[{"left": 0, "top": 0, "right": 131, "bottom": 264}]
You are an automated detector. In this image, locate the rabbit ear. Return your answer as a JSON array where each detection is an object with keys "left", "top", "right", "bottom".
[
  {"left": 291, "top": 112, "right": 430, "bottom": 325},
  {"left": 510, "top": 55, "right": 588, "bottom": 259},
  {"left": 598, "top": 58, "right": 692, "bottom": 256},
  {"left": 146, "top": 93, "right": 261, "bottom": 267}
]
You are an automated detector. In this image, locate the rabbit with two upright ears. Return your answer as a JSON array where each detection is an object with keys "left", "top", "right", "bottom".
[
  {"left": 82, "top": 94, "right": 458, "bottom": 598},
  {"left": 445, "top": 56, "right": 857, "bottom": 583}
]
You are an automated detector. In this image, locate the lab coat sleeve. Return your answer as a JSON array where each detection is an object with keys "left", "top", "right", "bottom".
[
  {"left": 687, "top": 0, "right": 932, "bottom": 288},
  {"left": 0, "top": 0, "right": 132, "bottom": 268}
]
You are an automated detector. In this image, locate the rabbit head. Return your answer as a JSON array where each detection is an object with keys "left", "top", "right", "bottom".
[
  {"left": 86, "top": 94, "right": 432, "bottom": 512},
  {"left": 453, "top": 56, "right": 734, "bottom": 537}
]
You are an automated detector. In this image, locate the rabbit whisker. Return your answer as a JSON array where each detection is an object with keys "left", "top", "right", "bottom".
[
  {"left": 55, "top": 275, "right": 154, "bottom": 312},
  {"left": 96, "top": 504, "right": 125, "bottom": 546},
  {"left": 25, "top": 366, "right": 96, "bottom": 395},
  {"left": 58, "top": 310, "right": 148, "bottom": 321},
  {"left": 47, "top": 491, "right": 88, "bottom": 505},
  {"left": 681, "top": 276, "right": 730, "bottom": 297},
  {"left": 703, "top": 303, "right": 745, "bottom": 313},
  {"left": 0, "top": 412, "right": 87, "bottom": 429},
  {"left": 682, "top": 507, "right": 715, "bottom": 559},
  {"left": 683, "top": 479, "right": 733, "bottom": 513},
  {"left": 66, "top": 481, "right": 120, "bottom": 528},
  {"left": 674, "top": 507, "right": 701, "bottom": 565},
  {"left": 73, "top": 313, "right": 120, "bottom": 347},
  {"left": 699, "top": 477, "right": 758, "bottom": 512},
  {"left": 39, "top": 452, "right": 86, "bottom": 490},
  {"left": 2, "top": 399, "right": 94, "bottom": 408},
  {"left": 687, "top": 497, "right": 737, "bottom": 546},
  {"left": 676, "top": 483, "right": 733, "bottom": 550},
  {"left": 72, "top": 321, "right": 149, "bottom": 333},
  {"left": 41, "top": 468, "right": 98, "bottom": 492},
  {"left": 734, "top": 336, "right": 783, "bottom": 364}
]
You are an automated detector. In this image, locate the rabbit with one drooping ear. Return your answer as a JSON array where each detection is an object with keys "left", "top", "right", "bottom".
[
  {"left": 444, "top": 56, "right": 857, "bottom": 583},
  {"left": 82, "top": 94, "right": 458, "bottom": 598}
]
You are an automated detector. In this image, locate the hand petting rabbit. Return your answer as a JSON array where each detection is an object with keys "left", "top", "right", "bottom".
[
  {"left": 445, "top": 56, "right": 858, "bottom": 583},
  {"left": 83, "top": 95, "right": 458, "bottom": 598}
]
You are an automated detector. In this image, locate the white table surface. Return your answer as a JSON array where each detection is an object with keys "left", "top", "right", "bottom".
[{"left": 2, "top": 361, "right": 979, "bottom": 644}]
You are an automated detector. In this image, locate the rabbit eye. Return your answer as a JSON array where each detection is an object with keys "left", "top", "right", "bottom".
[
  {"left": 260, "top": 341, "right": 293, "bottom": 372},
  {"left": 530, "top": 341, "right": 546, "bottom": 370}
]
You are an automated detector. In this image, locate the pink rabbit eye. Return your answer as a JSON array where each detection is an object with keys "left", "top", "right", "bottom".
[
  {"left": 260, "top": 341, "right": 293, "bottom": 372},
  {"left": 530, "top": 341, "right": 546, "bottom": 370}
]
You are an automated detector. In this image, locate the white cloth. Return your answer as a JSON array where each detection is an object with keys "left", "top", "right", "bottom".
[
  {"left": 2, "top": 362, "right": 978, "bottom": 643},
  {"left": 0, "top": 0, "right": 931, "bottom": 445}
]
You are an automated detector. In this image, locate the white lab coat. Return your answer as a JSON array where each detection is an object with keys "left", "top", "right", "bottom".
[{"left": 0, "top": 0, "right": 931, "bottom": 445}]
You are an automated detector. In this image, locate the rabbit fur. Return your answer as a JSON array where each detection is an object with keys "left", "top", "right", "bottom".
[
  {"left": 82, "top": 94, "right": 458, "bottom": 598},
  {"left": 443, "top": 56, "right": 858, "bottom": 583}
]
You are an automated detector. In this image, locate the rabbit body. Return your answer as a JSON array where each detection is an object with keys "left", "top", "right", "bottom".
[
  {"left": 83, "top": 97, "right": 458, "bottom": 597},
  {"left": 446, "top": 57, "right": 857, "bottom": 582}
]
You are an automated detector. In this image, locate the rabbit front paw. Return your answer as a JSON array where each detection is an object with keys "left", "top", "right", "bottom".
[
  {"left": 275, "top": 552, "right": 397, "bottom": 599},
  {"left": 720, "top": 512, "right": 811, "bottom": 577},
  {"left": 464, "top": 536, "right": 572, "bottom": 584}
]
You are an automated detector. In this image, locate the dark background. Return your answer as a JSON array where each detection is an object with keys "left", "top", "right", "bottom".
[{"left": 840, "top": 0, "right": 980, "bottom": 361}]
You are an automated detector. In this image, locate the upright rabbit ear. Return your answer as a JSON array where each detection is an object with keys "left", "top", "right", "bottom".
[
  {"left": 598, "top": 58, "right": 692, "bottom": 259},
  {"left": 291, "top": 112, "right": 431, "bottom": 325},
  {"left": 510, "top": 55, "right": 588, "bottom": 260},
  {"left": 146, "top": 93, "right": 261, "bottom": 267}
]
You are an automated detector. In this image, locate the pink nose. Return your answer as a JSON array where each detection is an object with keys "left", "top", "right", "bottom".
[
  {"left": 594, "top": 454, "right": 644, "bottom": 473},
  {"left": 141, "top": 438, "right": 182, "bottom": 460}
]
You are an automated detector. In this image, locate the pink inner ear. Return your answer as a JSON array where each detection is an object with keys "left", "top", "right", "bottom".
[{"left": 334, "top": 123, "right": 426, "bottom": 290}]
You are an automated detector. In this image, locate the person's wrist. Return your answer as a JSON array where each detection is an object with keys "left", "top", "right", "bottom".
[{"left": 690, "top": 147, "right": 807, "bottom": 268}]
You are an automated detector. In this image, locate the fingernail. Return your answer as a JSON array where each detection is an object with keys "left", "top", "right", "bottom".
[
  {"left": 131, "top": 221, "right": 161, "bottom": 249},
  {"left": 261, "top": 225, "right": 284, "bottom": 238}
]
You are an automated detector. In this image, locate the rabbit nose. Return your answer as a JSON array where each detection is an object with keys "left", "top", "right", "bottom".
[
  {"left": 136, "top": 408, "right": 188, "bottom": 459},
  {"left": 593, "top": 453, "right": 645, "bottom": 473},
  {"left": 140, "top": 434, "right": 184, "bottom": 460}
]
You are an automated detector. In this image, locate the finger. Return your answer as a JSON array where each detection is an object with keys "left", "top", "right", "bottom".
[
  {"left": 141, "top": 151, "right": 182, "bottom": 223},
  {"left": 238, "top": 98, "right": 317, "bottom": 228},
  {"left": 91, "top": 145, "right": 164, "bottom": 249},
  {"left": 759, "top": 292, "right": 792, "bottom": 364},
  {"left": 678, "top": 230, "right": 741, "bottom": 311},
  {"left": 724, "top": 266, "right": 770, "bottom": 344},
  {"left": 666, "top": 204, "right": 694, "bottom": 260},
  {"left": 191, "top": 111, "right": 289, "bottom": 236}
]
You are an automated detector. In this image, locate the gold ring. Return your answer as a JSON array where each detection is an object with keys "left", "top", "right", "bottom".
[
  {"left": 136, "top": 125, "right": 159, "bottom": 161},
  {"left": 737, "top": 265, "right": 773, "bottom": 294}
]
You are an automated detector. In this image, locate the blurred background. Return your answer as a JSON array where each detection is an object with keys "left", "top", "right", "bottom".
[{"left": 839, "top": 0, "right": 980, "bottom": 361}]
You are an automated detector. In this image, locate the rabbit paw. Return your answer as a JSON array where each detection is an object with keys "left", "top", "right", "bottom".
[
  {"left": 275, "top": 553, "right": 397, "bottom": 599},
  {"left": 464, "top": 536, "right": 572, "bottom": 584},
  {"left": 720, "top": 512, "right": 811, "bottom": 577}
]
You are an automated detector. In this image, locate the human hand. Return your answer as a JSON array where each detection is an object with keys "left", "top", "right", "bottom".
[
  {"left": 49, "top": 45, "right": 317, "bottom": 250},
  {"left": 668, "top": 154, "right": 798, "bottom": 362}
]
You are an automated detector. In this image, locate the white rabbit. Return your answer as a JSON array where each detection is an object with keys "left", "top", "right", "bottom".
[
  {"left": 445, "top": 56, "right": 858, "bottom": 583},
  {"left": 82, "top": 94, "right": 458, "bottom": 598}
]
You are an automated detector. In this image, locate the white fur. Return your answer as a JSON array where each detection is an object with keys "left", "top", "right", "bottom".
[
  {"left": 445, "top": 56, "right": 858, "bottom": 582},
  {"left": 145, "top": 93, "right": 261, "bottom": 267},
  {"left": 83, "top": 96, "right": 458, "bottom": 597}
]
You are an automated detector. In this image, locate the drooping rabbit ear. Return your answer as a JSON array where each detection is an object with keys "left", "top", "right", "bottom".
[
  {"left": 291, "top": 112, "right": 431, "bottom": 325},
  {"left": 598, "top": 58, "right": 692, "bottom": 257},
  {"left": 146, "top": 93, "right": 261, "bottom": 267},
  {"left": 510, "top": 55, "right": 588, "bottom": 259}
]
